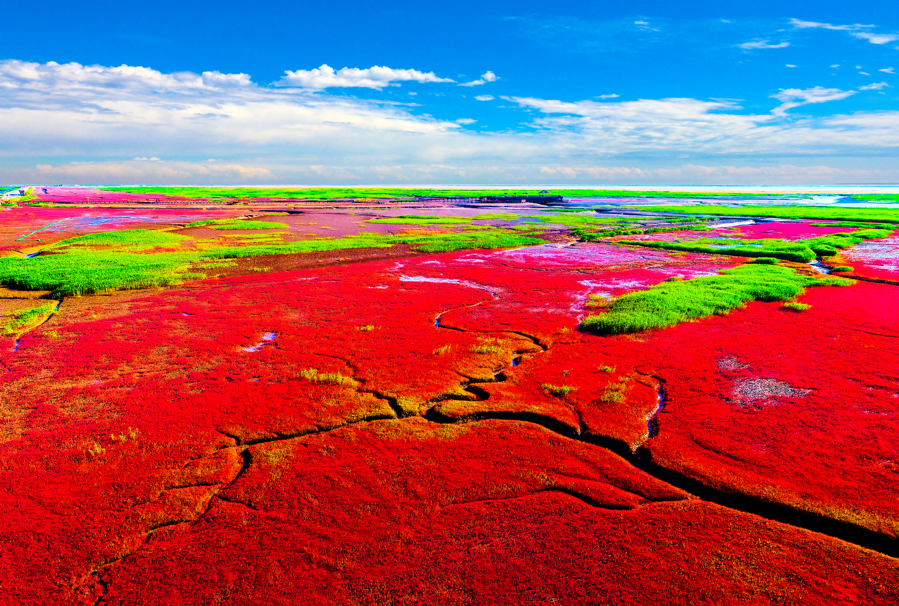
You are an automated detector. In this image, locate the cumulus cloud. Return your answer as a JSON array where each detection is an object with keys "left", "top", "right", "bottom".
[
  {"left": 474, "top": 95, "right": 495, "bottom": 101},
  {"left": 459, "top": 71, "right": 498, "bottom": 87},
  {"left": 0, "top": 59, "right": 253, "bottom": 94},
  {"left": 274, "top": 64, "right": 453, "bottom": 89},
  {"left": 0, "top": 59, "right": 479, "bottom": 164},
  {"left": 771, "top": 86, "right": 856, "bottom": 115},
  {"left": 4, "top": 58, "right": 899, "bottom": 184},
  {"left": 738, "top": 40, "right": 790, "bottom": 49}
]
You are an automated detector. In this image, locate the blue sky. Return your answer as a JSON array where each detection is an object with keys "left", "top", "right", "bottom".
[{"left": 1, "top": 1, "right": 898, "bottom": 184}]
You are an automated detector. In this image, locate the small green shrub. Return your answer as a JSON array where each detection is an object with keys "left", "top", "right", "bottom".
[
  {"left": 783, "top": 302, "right": 811, "bottom": 312},
  {"left": 541, "top": 384, "right": 577, "bottom": 398},
  {"left": 298, "top": 368, "right": 357, "bottom": 386}
]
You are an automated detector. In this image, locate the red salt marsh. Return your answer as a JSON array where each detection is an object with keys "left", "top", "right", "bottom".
[
  {"left": 839, "top": 234, "right": 899, "bottom": 281},
  {"left": 617, "top": 220, "right": 869, "bottom": 244},
  {"left": 2, "top": 204, "right": 899, "bottom": 605},
  {"left": 642, "top": 281, "right": 899, "bottom": 538},
  {"left": 720, "top": 220, "right": 867, "bottom": 240},
  {"left": 0, "top": 207, "right": 245, "bottom": 248}
]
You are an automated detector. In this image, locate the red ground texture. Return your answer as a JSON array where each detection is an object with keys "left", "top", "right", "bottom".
[{"left": 1, "top": 237, "right": 898, "bottom": 604}]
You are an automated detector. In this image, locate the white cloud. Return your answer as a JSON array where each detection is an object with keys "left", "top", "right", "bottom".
[
  {"left": 596, "top": 94, "right": 619, "bottom": 99},
  {"left": 474, "top": 95, "right": 495, "bottom": 101},
  {"left": 274, "top": 64, "right": 453, "bottom": 89},
  {"left": 789, "top": 18, "right": 899, "bottom": 46},
  {"left": 860, "top": 72, "right": 870, "bottom": 76},
  {"left": 633, "top": 20, "right": 659, "bottom": 32},
  {"left": 852, "top": 32, "right": 899, "bottom": 45},
  {"left": 459, "top": 71, "right": 498, "bottom": 87},
  {"left": 786, "top": 64, "right": 797, "bottom": 68},
  {"left": 26, "top": 159, "right": 275, "bottom": 182},
  {"left": 881, "top": 67, "right": 895, "bottom": 74},
  {"left": 0, "top": 59, "right": 253, "bottom": 94},
  {"left": 789, "top": 18, "right": 869, "bottom": 31},
  {"left": 455, "top": 118, "right": 477, "bottom": 125},
  {"left": 771, "top": 86, "right": 856, "bottom": 115},
  {"left": 5, "top": 58, "right": 899, "bottom": 185},
  {"left": 0, "top": 59, "right": 477, "bottom": 164},
  {"left": 738, "top": 40, "right": 790, "bottom": 49},
  {"left": 860, "top": 82, "right": 890, "bottom": 90},
  {"left": 831, "top": 64, "right": 840, "bottom": 68}
]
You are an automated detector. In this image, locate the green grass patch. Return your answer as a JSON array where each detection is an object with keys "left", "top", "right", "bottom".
[
  {"left": 471, "top": 213, "right": 522, "bottom": 221},
  {"left": 577, "top": 224, "right": 710, "bottom": 240},
  {"left": 0, "top": 250, "right": 203, "bottom": 297},
  {"left": 581, "top": 264, "right": 852, "bottom": 335},
  {"left": 527, "top": 213, "right": 621, "bottom": 228},
  {"left": 186, "top": 219, "right": 288, "bottom": 230},
  {"left": 399, "top": 230, "right": 542, "bottom": 253},
  {"left": 0, "top": 225, "right": 543, "bottom": 297},
  {"left": 832, "top": 266, "right": 854, "bottom": 272},
  {"left": 51, "top": 229, "right": 191, "bottom": 251},
  {"left": 853, "top": 194, "right": 899, "bottom": 203},
  {"left": 806, "top": 230, "right": 890, "bottom": 257}
]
